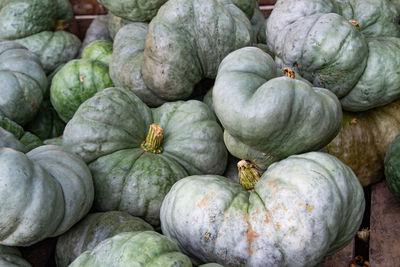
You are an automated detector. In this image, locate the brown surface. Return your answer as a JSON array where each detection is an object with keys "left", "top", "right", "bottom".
[
  {"left": 370, "top": 180, "right": 400, "bottom": 266},
  {"left": 321, "top": 238, "right": 355, "bottom": 267},
  {"left": 257, "top": 0, "right": 277, "bottom": 5},
  {"left": 69, "top": 17, "right": 95, "bottom": 40},
  {"left": 69, "top": 0, "right": 107, "bottom": 15},
  {"left": 20, "top": 238, "right": 57, "bottom": 267}
]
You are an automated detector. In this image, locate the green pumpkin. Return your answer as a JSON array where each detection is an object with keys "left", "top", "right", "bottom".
[
  {"left": 15, "top": 31, "right": 81, "bottom": 74},
  {"left": 0, "top": 245, "right": 31, "bottom": 267},
  {"left": 107, "top": 12, "right": 133, "bottom": 40},
  {"left": 110, "top": 23, "right": 166, "bottom": 107},
  {"left": 142, "top": 0, "right": 253, "bottom": 101},
  {"left": 266, "top": 0, "right": 400, "bottom": 111},
  {"left": 326, "top": 99, "right": 400, "bottom": 187},
  {"left": 385, "top": 133, "right": 400, "bottom": 200},
  {"left": 250, "top": 2, "right": 266, "bottom": 43},
  {"left": 56, "top": 0, "right": 74, "bottom": 26},
  {"left": 0, "top": 145, "right": 94, "bottom": 246},
  {"left": 98, "top": 0, "right": 168, "bottom": 22},
  {"left": 82, "top": 40, "right": 113, "bottom": 66},
  {"left": 56, "top": 211, "right": 153, "bottom": 267},
  {"left": 50, "top": 59, "right": 114, "bottom": 122},
  {"left": 213, "top": 47, "right": 342, "bottom": 170},
  {"left": 43, "top": 136, "right": 63, "bottom": 146},
  {"left": 69, "top": 231, "right": 192, "bottom": 267},
  {"left": 80, "top": 16, "right": 112, "bottom": 55},
  {"left": 62, "top": 87, "right": 227, "bottom": 226},
  {"left": 160, "top": 152, "right": 365, "bottom": 266},
  {"left": 0, "top": 128, "right": 28, "bottom": 152},
  {"left": 0, "top": 40, "right": 48, "bottom": 125},
  {"left": 0, "top": 0, "right": 57, "bottom": 40}
]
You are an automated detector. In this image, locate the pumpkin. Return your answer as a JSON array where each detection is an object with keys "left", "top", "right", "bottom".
[
  {"left": 79, "top": 15, "right": 112, "bottom": 55},
  {"left": 56, "top": 211, "right": 153, "bottom": 267},
  {"left": 325, "top": 99, "right": 400, "bottom": 187},
  {"left": 141, "top": 0, "right": 253, "bottom": 101},
  {"left": 110, "top": 23, "right": 166, "bottom": 107},
  {"left": 0, "top": 128, "right": 28, "bottom": 153},
  {"left": 82, "top": 40, "right": 113, "bottom": 66},
  {"left": 107, "top": 12, "right": 133, "bottom": 40},
  {"left": 266, "top": 0, "right": 400, "bottom": 111},
  {"left": 25, "top": 100, "right": 65, "bottom": 141},
  {"left": 62, "top": 87, "right": 227, "bottom": 226},
  {"left": 251, "top": 2, "right": 266, "bottom": 44},
  {"left": 0, "top": 145, "right": 94, "bottom": 246},
  {"left": 43, "top": 136, "right": 63, "bottom": 146},
  {"left": 50, "top": 58, "right": 114, "bottom": 122},
  {"left": 15, "top": 31, "right": 81, "bottom": 73},
  {"left": 0, "top": 40, "right": 48, "bottom": 125},
  {"left": 384, "top": 133, "right": 400, "bottom": 200},
  {"left": 98, "top": 0, "right": 168, "bottom": 22},
  {"left": 69, "top": 231, "right": 192, "bottom": 267},
  {"left": 213, "top": 47, "right": 342, "bottom": 170},
  {"left": 160, "top": 152, "right": 365, "bottom": 266},
  {"left": 0, "top": 0, "right": 57, "bottom": 40},
  {"left": 55, "top": 0, "right": 74, "bottom": 27},
  {"left": 0, "top": 245, "right": 31, "bottom": 267}
]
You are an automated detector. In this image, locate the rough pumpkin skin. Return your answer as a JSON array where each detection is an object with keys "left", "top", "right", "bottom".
[
  {"left": 385, "top": 133, "right": 400, "bottom": 201},
  {"left": 0, "top": 245, "right": 31, "bottom": 267},
  {"left": 0, "top": 145, "right": 94, "bottom": 247},
  {"left": 0, "top": 40, "right": 48, "bottom": 125},
  {"left": 325, "top": 99, "right": 400, "bottom": 187},
  {"left": 266, "top": 0, "right": 400, "bottom": 111},
  {"left": 55, "top": 211, "right": 153, "bottom": 267},
  {"left": 62, "top": 87, "right": 227, "bottom": 226},
  {"left": 213, "top": 47, "right": 342, "bottom": 170},
  {"left": 161, "top": 152, "right": 365, "bottom": 267}
]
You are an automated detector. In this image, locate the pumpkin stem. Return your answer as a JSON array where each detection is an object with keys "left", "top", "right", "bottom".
[
  {"left": 55, "top": 20, "right": 69, "bottom": 31},
  {"left": 349, "top": 256, "right": 370, "bottom": 267},
  {"left": 283, "top": 68, "right": 295, "bottom": 79},
  {"left": 141, "top": 124, "right": 164, "bottom": 154},
  {"left": 238, "top": 160, "right": 260, "bottom": 190},
  {"left": 349, "top": 19, "right": 360, "bottom": 31}
]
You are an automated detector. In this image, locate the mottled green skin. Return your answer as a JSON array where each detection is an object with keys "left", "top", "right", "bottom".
[
  {"left": 82, "top": 40, "right": 113, "bottom": 66},
  {"left": 0, "top": 145, "right": 94, "bottom": 246},
  {"left": 19, "top": 132, "right": 42, "bottom": 151},
  {"left": 161, "top": 152, "right": 365, "bottom": 267},
  {"left": 266, "top": 0, "right": 400, "bottom": 111},
  {"left": 0, "top": 0, "right": 57, "bottom": 40},
  {"left": 385, "top": 133, "right": 400, "bottom": 201},
  {"left": 391, "top": 0, "right": 400, "bottom": 12},
  {"left": 15, "top": 31, "right": 81, "bottom": 73},
  {"left": 25, "top": 100, "right": 65, "bottom": 140},
  {"left": 0, "top": 40, "right": 48, "bottom": 125},
  {"left": 56, "top": 0, "right": 73, "bottom": 25},
  {"left": 250, "top": 2, "right": 266, "bottom": 43},
  {"left": 107, "top": 13, "right": 133, "bottom": 40},
  {"left": 80, "top": 15, "right": 112, "bottom": 55},
  {"left": 98, "top": 0, "right": 168, "bottom": 22},
  {"left": 70, "top": 231, "right": 192, "bottom": 267},
  {"left": 142, "top": 0, "right": 253, "bottom": 101},
  {"left": 0, "top": 245, "right": 31, "bottom": 267},
  {"left": 110, "top": 23, "right": 166, "bottom": 107},
  {"left": 213, "top": 47, "right": 342, "bottom": 170},
  {"left": 50, "top": 59, "right": 114, "bottom": 123},
  {"left": 63, "top": 87, "right": 227, "bottom": 226},
  {"left": 232, "top": 0, "right": 254, "bottom": 18},
  {"left": 56, "top": 211, "right": 153, "bottom": 267}
]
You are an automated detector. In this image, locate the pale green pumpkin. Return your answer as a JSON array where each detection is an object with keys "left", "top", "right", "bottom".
[
  {"left": 160, "top": 152, "right": 365, "bottom": 267},
  {"left": 82, "top": 40, "right": 113, "bottom": 66},
  {"left": 107, "top": 13, "right": 133, "bottom": 40},
  {"left": 0, "top": 245, "right": 31, "bottom": 267},
  {"left": 79, "top": 15, "right": 112, "bottom": 55}
]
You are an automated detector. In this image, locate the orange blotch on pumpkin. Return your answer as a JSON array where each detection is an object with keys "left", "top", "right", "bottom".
[
  {"left": 197, "top": 192, "right": 216, "bottom": 208},
  {"left": 246, "top": 224, "right": 260, "bottom": 254}
]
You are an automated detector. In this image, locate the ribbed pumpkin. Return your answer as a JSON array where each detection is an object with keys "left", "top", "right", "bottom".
[
  {"left": 385, "top": 133, "right": 400, "bottom": 201},
  {"left": 141, "top": 0, "right": 253, "bottom": 101},
  {"left": 0, "top": 145, "right": 94, "bottom": 246},
  {"left": 62, "top": 87, "right": 227, "bottom": 226},
  {"left": 69, "top": 231, "right": 192, "bottom": 267},
  {"left": 56, "top": 211, "right": 153, "bottom": 267},
  {"left": 82, "top": 40, "right": 113, "bottom": 66},
  {"left": 213, "top": 47, "right": 342, "bottom": 170},
  {"left": 325, "top": 99, "right": 400, "bottom": 186},
  {"left": 266, "top": 0, "right": 400, "bottom": 111},
  {"left": 161, "top": 152, "right": 365, "bottom": 267},
  {"left": 0, "top": 40, "right": 48, "bottom": 125},
  {"left": 0, "top": 245, "right": 31, "bottom": 267}
]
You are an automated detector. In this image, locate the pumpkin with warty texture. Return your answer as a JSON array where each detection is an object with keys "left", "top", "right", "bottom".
[
  {"left": 0, "top": 40, "right": 48, "bottom": 125},
  {"left": 385, "top": 133, "right": 400, "bottom": 201},
  {"left": 69, "top": 231, "right": 192, "bottom": 267},
  {"left": 50, "top": 58, "right": 114, "bottom": 122},
  {"left": 161, "top": 152, "right": 365, "bottom": 267},
  {"left": 82, "top": 40, "right": 113, "bottom": 66},
  {"left": 213, "top": 47, "right": 342, "bottom": 170},
  {"left": 0, "top": 145, "right": 94, "bottom": 246},
  {"left": 141, "top": 0, "right": 253, "bottom": 101},
  {"left": 62, "top": 87, "right": 227, "bottom": 226},
  {"left": 266, "top": 0, "right": 400, "bottom": 111},
  {"left": 0, "top": 245, "right": 31, "bottom": 267},
  {"left": 326, "top": 99, "right": 400, "bottom": 187},
  {"left": 56, "top": 211, "right": 153, "bottom": 267}
]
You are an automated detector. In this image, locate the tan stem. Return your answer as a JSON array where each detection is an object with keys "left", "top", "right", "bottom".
[
  {"left": 55, "top": 20, "right": 69, "bottom": 31},
  {"left": 349, "top": 19, "right": 360, "bottom": 31},
  {"left": 349, "top": 256, "right": 370, "bottom": 267},
  {"left": 283, "top": 68, "right": 295, "bottom": 79},
  {"left": 238, "top": 160, "right": 260, "bottom": 190},
  {"left": 141, "top": 124, "right": 163, "bottom": 154}
]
